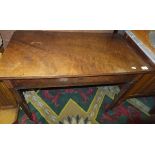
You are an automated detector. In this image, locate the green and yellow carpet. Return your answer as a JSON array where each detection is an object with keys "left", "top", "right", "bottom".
[{"left": 18, "top": 86, "right": 155, "bottom": 124}]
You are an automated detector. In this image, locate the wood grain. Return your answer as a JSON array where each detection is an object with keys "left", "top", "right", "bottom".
[
  {"left": 128, "top": 30, "right": 155, "bottom": 66},
  {"left": 0, "top": 81, "right": 17, "bottom": 109},
  {"left": 0, "top": 30, "right": 154, "bottom": 117},
  {"left": 12, "top": 74, "right": 136, "bottom": 89},
  {"left": 124, "top": 72, "right": 155, "bottom": 97},
  {"left": 0, "top": 31, "right": 151, "bottom": 79},
  {"left": 125, "top": 31, "right": 155, "bottom": 97},
  {"left": 131, "top": 30, "right": 155, "bottom": 56}
]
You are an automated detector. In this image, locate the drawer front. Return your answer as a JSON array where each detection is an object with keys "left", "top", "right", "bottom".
[{"left": 11, "top": 74, "right": 136, "bottom": 90}]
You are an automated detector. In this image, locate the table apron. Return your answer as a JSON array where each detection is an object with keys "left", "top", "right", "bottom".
[{"left": 11, "top": 74, "right": 137, "bottom": 90}]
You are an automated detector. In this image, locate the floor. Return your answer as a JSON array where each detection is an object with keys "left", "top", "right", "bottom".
[{"left": 17, "top": 86, "right": 155, "bottom": 124}]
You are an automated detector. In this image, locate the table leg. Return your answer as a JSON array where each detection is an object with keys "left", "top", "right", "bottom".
[
  {"left": 105, "top": 75, "right": 143, "bottom": 112},
  {"left": 15, "top": 90, "right": 33, "bottom": 120},
  {"left": 0, "top": 80, "right": 33, "bottom": 120}
]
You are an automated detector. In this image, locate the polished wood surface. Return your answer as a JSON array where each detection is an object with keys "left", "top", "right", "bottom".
[
  {"left": 12, "top": 74, "right": 136, "bottom": 89},
  {"left": 0, "top": 31, "right": 151, "bottom": 79},
  {"left": 129, "top": 30, "right": 155, "bottom": 65},
  {"left": 131, "top": 30, "right": 155, "bottom": 55}
]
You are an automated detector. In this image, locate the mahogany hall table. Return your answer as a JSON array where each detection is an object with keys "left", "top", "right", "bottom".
[{"left": 0, "top": 31, "right": 153, "bottom": 119}]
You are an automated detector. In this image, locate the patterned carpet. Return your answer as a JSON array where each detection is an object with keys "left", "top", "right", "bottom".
[{"left": 18, "top": 86, "right": 155, "bottom": 124}]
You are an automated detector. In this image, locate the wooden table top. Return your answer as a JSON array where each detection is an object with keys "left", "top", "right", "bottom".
[
  {"left": 0, "top": 31, "right": 152, "bottom": 79},
  {"left": 126, "top": 30, "right": 155, "bottom": 64}
]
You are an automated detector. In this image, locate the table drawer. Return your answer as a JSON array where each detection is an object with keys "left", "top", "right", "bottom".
[{"left": 11, "top": 74, "right": 136, "bottom": 90}]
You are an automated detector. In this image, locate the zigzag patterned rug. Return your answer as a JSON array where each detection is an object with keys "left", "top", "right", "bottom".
[{"left": 18, "top": 86, "right": 155, "bottom": 124}]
